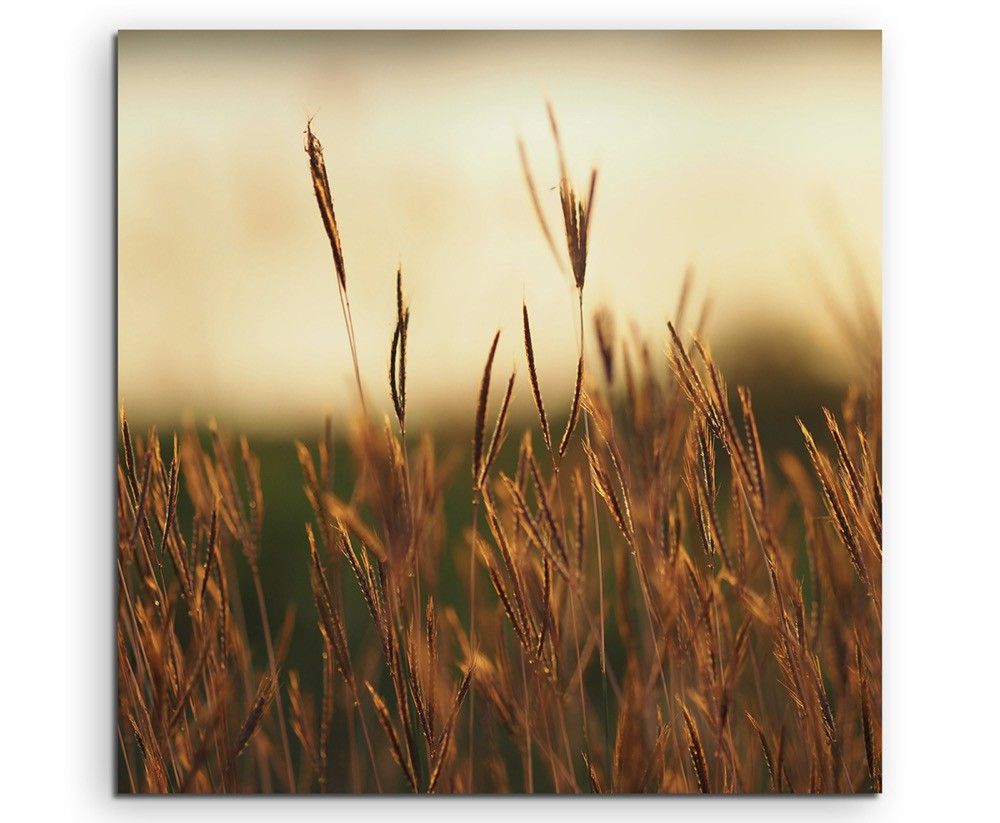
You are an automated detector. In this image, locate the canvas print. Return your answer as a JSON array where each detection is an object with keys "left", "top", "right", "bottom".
[{"left": 117, "top": 30, "right": 881, "bottom": 794}]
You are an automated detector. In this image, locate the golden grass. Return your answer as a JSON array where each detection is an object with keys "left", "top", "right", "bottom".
[{"left": 116, "top": 108, "right": 881, "bottom": 794}]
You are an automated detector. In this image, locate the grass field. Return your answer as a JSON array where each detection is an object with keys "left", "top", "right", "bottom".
[{"left": 116, "top": 112, "right": 881, "bottom": 794}]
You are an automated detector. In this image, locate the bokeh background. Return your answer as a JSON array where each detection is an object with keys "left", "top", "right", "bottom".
[{"left": 118, "top": 30, "right": 880, "bottom": 434}]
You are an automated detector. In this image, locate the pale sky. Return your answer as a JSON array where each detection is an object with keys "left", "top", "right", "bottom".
[{"left": 118, "top": 30, "right": 881, "bottom": 432}]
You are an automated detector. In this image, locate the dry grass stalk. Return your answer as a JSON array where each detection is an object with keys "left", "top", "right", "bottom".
[
  {"left": 305, "top": 121, "right": 367, "bottom": 415},
  {"left": 522, "top": 304, "right": 553, "bottom": 458},
  {"left": 389, "top": 266, "right": 410, "bottom": 437}
]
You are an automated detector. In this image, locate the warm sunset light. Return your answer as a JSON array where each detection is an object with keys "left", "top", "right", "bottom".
[{"left": 118, "top": 30, "right": 880, "bottom": 431}]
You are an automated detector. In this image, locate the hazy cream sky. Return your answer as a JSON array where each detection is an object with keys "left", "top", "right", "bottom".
[{"left": 118, "top": 30, "right": 880, "bottom": 431}]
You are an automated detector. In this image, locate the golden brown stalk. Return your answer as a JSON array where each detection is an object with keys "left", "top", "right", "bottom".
[
  {"left": 166, "top": 622, "right": 218, "bottom": 733},
  {"left": 855, "top": 638, "right": 881, "bottom": 792},
  {"left": 525, "top": 451, "right": 571, "bottom": 575},
  {"left": 545, "top": 102, "right": 598, "bottom": 291},
  {"left": 482, "top": 490, "right": 535, "bottom": 639},
  {"left": 207, "top": 430, "right": 295, "bottom": 791},
  {"left": 468, "top": 329, "right": 502, "bottom": 791},
  {"left": 738, "top": 388, "right": 768, "bottom": 512},
  {"left": 366, "top": 682, "right": 418, "bottom": 792},
  {"left": 287, "top": 671, "right": 319, "bottom": 781},
  {"left": 307, "top": 525, "right": 382, "bottom": 790},
  {"left": 558, "top": 353, "right": 584, "bottom": 458},
  {"left": 746, "top": 712, "right": 776, "bottom": 791},
  {"left": 318, "top": 631, "right": 333, "bottom": 792},
  {"left": 798, "top": 417, "right": 875, "bottom": 600},
  {"left": 304, "top": 121, "right": 368, "bottom": 415},
  {"left": 499, "top": 473, "right": 567, "bottom": 582},
  {"left": 639, "top": 722, "right": 672, "bottom": 792},
  {"left": 389, "top": 266, "right": 410, "bottom": 437},
  {"left": 426, "top": 598, "right": 438, "bottom": 745},
  {"left": 582, "top": 436, "right": 633, "bottom": 543},
  {"left": 480, "top": 370, "right": 516, "bottom": 490},
  {"left": 305, "top": 122, "right": 346, "bottom": 290},
  {"left": 176, "top": 681, "right": 234, "bottom": 793},
  {"left": 232, "top": 671, "right": 277, "bottom": 759},
  {"left": 517, "top": 137, "right": 567, "bottom": 276},
  {"left": 571, "top": 470, "right": 587, "bottom": 576},
  {"left": 248, "top": 560, "right": 295, "bottom": 791},
  {"left": 473, "top": 331, "right": 502, "bottom": 489},
  {"left": 196, "top": 504, "right": 219, "bottom": 615},
  {"left": 428, "top": 665, "right": 474, "bottom": 792},
  {"left": 308, "top": 528, "right": 352, "bottom": 685},
  {"left": 522, "top": 303, "right": 553, "bottom": 457},
  {"left": 584, "top": 752, "right": 605, "bottom": 793},
  {"left": 679, "top": 700, "right": 710, "bottom": 794}
]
